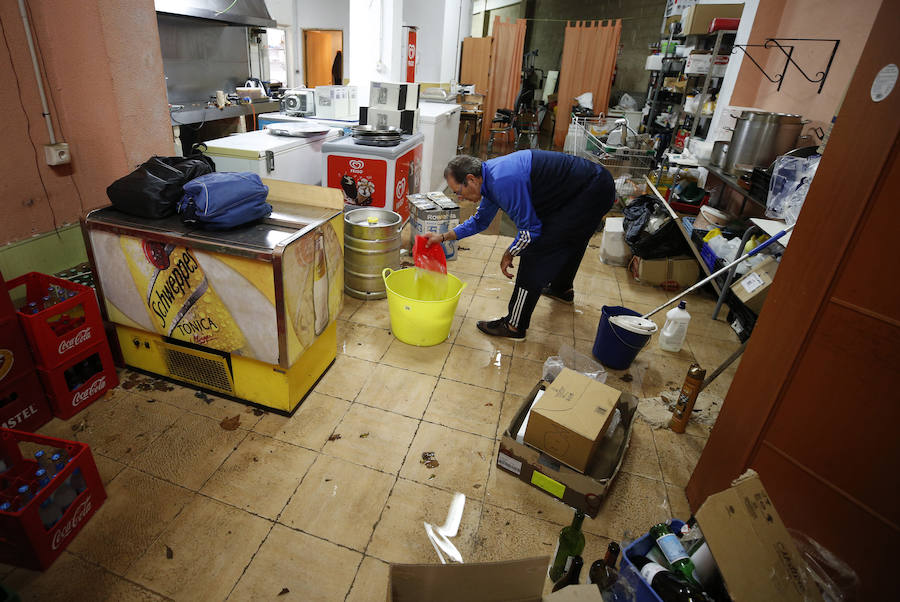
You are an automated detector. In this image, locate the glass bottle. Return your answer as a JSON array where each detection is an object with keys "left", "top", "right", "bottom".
[
  {"left": 650, "top": 523, "right": 701, "bottom": 587},
  {"left": 549, "top": 510, "right": 586, "bottom": 582},
  {"left": 589, "top": 541, "right": 621, "bottom": 590},
  {"left": 552, "top": 555, "right": 583, "bottom": 592},
  {"left": 630, "top": 555, "right": 711, "bottom": 602}
]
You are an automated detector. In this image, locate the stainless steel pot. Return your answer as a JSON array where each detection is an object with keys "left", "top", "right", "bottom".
[
  {"left": 723, "top": 111, "right": 804, "bottom": 176},
  {"left": 710, "top": 141, "right": 729, "bottom": 167},
  {"left": 344, "top": 208, "right": 404, "bottom": 299}
]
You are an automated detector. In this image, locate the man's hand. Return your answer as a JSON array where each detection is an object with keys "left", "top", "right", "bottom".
[
  {"left": 500, "top": 250, "right": 515, "bottom": 279},
  {"left": 423, "top": 233, "right": 443, "bottom": 248}
]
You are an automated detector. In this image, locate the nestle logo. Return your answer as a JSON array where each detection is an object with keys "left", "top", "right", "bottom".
[
  {"left": 51, "top": 496, "right": 92, "bottom": 550},
  {"left": 349, "top": 160, "right": 364, "bottom": 170},
  {"left": 58, "top": 327, "right": 92, "bottom": 355},
  {"left": 72, "top": 375, "right": 106, "bottom": 406}
]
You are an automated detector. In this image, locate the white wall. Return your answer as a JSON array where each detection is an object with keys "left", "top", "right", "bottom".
[
  {"left": 294, "top": 0, "right": 351, "bottom": 85},
  {"left": 403, "top": 0, "right": 472, "bottom": 83},
  {"left": 349, "top": 0, "right": 405, "bottom": 105},
  {"left": 265, "top": 0, "right": 294, "bottom": 24}
]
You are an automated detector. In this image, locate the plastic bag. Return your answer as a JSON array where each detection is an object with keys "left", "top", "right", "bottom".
[
  {"left": 542, "top": 344, "right": 607, "bottom": 383},
  {"left": 617, "top": 93, "right": 637, "bottom": 110},
  {"left": 574, "top": 91, "right": 593, "bottom": 110},
  {"left": 766, "top": 155, "right": 821, "bottom": 222},
  {"left": 789, "top": 530, "right": 860, "bottom": 602}
]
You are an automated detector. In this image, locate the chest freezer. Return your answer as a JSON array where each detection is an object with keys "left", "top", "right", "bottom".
[
  {"left": 419, "top": 102, "right": 461, "bottom": 192},
  {"left": 322, "top": 132, "right": 424, "bottom": 221},
  {"left": 82, "top": 183, "right": 346, "bottom": 415},
  {"left": 203, "top": 128, "right": 342, "bottom": 186},
  {"left": 258, "top": 112, "right": 358, "bottom": 132}
]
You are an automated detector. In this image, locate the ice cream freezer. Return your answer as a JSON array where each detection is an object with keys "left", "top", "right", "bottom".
[
  {"left": 257, "top": 112, "right": 359, "bottom": 133},
  {"left": 322, "top": 133, "right": 424, "bottom": 221},
  {"left": 202, "top": 128, "right": 343, "bottom": 186},
  {"left": 81, "top": 182, "right": 345, "bottom": 415}
]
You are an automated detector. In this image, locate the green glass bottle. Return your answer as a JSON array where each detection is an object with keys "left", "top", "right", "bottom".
[
  {"left": 549, "top": 510, "right": 586, "bottom": 582},
  {"left": 649, "top": 523, "right": 701, "bottom": 587}
]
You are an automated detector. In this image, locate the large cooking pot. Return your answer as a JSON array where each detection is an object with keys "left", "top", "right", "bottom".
[
  {"left": 344, "top": 208, "right": 404, "bottom": 299},
  {"left": 723, "top": 111, "right": 804, "bottom": 176}
]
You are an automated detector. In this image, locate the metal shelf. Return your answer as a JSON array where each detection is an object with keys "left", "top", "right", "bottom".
[
  {"left": 697, "top": 160, "right": 767, "bottom": 214},
  {"left": 644, "top": 177, "right": 722, "bottom": 296}
]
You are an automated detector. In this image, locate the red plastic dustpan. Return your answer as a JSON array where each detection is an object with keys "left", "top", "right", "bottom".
[{"left": 413, "top": 235, "right": 447, "bottom": 274}]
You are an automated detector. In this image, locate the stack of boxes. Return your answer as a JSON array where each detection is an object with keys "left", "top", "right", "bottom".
[
  {"left": 0, "top": 272, "right": 52, "bottom": 432},
  {"left": 407, "top": 192, "right": 460, "bottom": 260},
  {"left": 360, "top": 81, "right": 420, "bottom": 134},
  {"left": 314, "top": 85, "right": 358, "bottom": 120}
]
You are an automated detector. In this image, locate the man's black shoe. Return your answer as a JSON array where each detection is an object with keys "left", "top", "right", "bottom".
[
  {"left": 541, "top": 287, "right": 575, "bottom": 304},
  {"left": 476, "top": 317, "right": 526, "bottom": 340}
]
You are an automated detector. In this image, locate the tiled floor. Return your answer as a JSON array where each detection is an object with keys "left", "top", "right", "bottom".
[{"left": 3, "top": 231, "right": 743, "bottom": 600}]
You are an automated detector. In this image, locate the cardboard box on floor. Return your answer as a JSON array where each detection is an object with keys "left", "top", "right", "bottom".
[
  {"left": 497, "top": 379, "right": 638, "bottom": 518},
  {"left": 387, "top": 558, "right": 604, "bottom": 601},
  {"left": 524, "top": 369, "right": 620, "bottom": 473},
  {"left": 630, "top": 255, "right": 699, "bottom": 289},
  {"left": 695, "top": 470, "right": 824, "bottom": 602},
  {"left": 731, "top": 255, "right": 778, "bottom": 313}
]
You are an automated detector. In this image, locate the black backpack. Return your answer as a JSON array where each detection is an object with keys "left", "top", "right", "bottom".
[{"left": 106, "top": 153, "right": 216, "bottom": 219}]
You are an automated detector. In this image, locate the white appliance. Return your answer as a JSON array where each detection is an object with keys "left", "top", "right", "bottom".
[
  {"left": 315, "top": 86, "right": 357, "bottom": 119},
  {"left": 419, "top": 102, "right": 461, "bottom": 192},
  {"left": 322, "top": 133, "right": 425, "bottom": 221},
  {"left": 281, "top": 89, "right": 316, "bottom": 116},
  {"left": 257, "top": 113, "right": 358, "bottom": 131},
  {"left": 203, "top": 128, "right": 342, "bottom": 185}
]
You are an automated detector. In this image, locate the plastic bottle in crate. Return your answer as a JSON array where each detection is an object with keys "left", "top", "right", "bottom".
[
  {"left": 34, "top": 450, "right": 53, "bottom": 472},
  {"left": 16, "top": 484, "right": 33, "bottom": 510},
  {"left": 69, "top": 468, "right": 86, "bottom": 494},
  {"left": 35, "top": 468, "right": 50, "bottom": 490},
  {"left": 38, "top": 498, "right": 62, "bottom": 529},
  {"left": 52, "top": 480, "right": 77, "bottom": 511}
]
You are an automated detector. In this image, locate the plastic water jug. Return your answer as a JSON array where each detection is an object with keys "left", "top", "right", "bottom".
[{"left": 659, "top": 301, "right": 691, "bottom": 353}]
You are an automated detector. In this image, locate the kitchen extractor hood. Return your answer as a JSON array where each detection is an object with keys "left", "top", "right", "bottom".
[{"left": 155, "top": 0, "right": 276, "bottom": 28}]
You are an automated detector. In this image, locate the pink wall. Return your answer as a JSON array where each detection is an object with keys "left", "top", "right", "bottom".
[
  {"left": 0, "top": 0, "right": 172, "bottom": 245},
  {"left": 731, "top": 0, "right": 882, "bottom": 136}
]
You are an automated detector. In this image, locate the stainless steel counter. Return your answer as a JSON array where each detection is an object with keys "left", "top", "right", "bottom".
[{"left": 169, "top": 100, "right": 281, "bottom": 126}]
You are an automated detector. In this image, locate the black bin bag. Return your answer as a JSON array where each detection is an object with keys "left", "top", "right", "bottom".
[
  {"left": 106, "top": 154, "right": 215, "bottom": 219},
  {"left": 622, "top": 195, "right": 692, "bottom": 260}
]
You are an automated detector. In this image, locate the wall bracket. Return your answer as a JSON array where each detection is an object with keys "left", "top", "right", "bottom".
[{"left": 732, "top": 38, "right": 840, "bottom": 94}]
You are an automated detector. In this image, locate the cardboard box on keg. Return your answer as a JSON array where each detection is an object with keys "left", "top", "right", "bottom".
[{"left": 408, "top": 192, "right": 460, "bottom": 260}]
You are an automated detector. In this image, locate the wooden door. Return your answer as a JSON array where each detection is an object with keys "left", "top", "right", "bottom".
[
  {"left": 460, "top": 36, "right": 493, "bottom": 95},
  {"left": 686, "top": 2, "right": 898, "bottom": 599},
  {"left": 304, "top": 30, "right": 343, "bottom": 88}
]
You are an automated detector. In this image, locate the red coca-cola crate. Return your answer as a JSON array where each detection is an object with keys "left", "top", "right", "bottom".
[
  {"left": 0, "top": 372, "right": 52, "bottom": 432},
  {"left": 0, "top": 271, "right": 15, "bottom": 322},
  {"left": 0, "top": 428, "right": 106, "bottom": 570},
  {"left": 0, "top": 317, "right": 36, "bottom": 387},
  {"left": 5, "top": 272, "right": 105, "bottom": 370},
  {"left": 37, "top": 341, "right": 118, "bottom": 420}
]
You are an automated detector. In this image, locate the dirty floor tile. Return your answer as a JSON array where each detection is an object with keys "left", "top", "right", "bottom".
[
  {"left": 424, "top": 379, "right": 503, "bottom": 437},
  {"left": 5, "top": 552, "right": 166, "bottom": 601},
  {"left": 323, "top": 404, "right": 419, "bottom": 474},
  {"left": 506, "top": 357, "right": 544, "bottom": 397},
  {"left": 381, "top": 339, "right": 451, "bottom": 377},
  {"left": 313, "top": 355, "right": 375, "bottom": 400},
  {"left": 347, "top": 299, "right": 392, "bottom": 330},
  {"left": 253, "top": 393, "right": 350, "bottom": 451},
  {"left": 228, "top": 524, "right": 361, "bottom": 602},
  {"left": 67, "top": 468, "right": 194, "bottom": 575},
  {"left": 356, "top": 364, "right": 438, "bottom": 418},
  {"left": 200, "top": 433, "right": 317, "bottom": 519},
  {"left": 441, "top": 345, "right": 510, "bottom": 392},
  {"left": 652, "top": 428, "right": 707, "bottom": 488},
  {"left": 280, "top": 454, "right": 395, "bottom": 552},
  {"left": 157, "top": 385, "right": 264, "bottom": 428},
  {"left": 620, "top": 420, "right": 663, "bottom": 481},
  {"left": 92, "top": 453, "right": 126, "bottom": 486},
  {"left": 585, "top": 472, "right": 671, "bottom": 542},
  {"left": 399, "top": 422, "right": 494, "bottom": 498},
  {"left": 666, "top": 482, "right": 692, "bottom": 520},
  {"left": 453, "top": 317, "right": 516, "bottom": 355},
  {"left": 346, "top": 556, "right": 391, "bottom": 602},
  {"left": 368, "top": 479, "right": 482, "bottom": 564},
  {"left": 126, "top": 496, "right": 271, "bottom": 600},
  {"left": 127, "top": 411, "right": 247, "bottom": 490},
  {"left": 337, "top": 320, "right": 394, "bottom": 362}
]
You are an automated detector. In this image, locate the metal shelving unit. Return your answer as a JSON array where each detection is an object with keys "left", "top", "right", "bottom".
[{"left": 688, "top": 29, "right": 737, "bottom": 139}]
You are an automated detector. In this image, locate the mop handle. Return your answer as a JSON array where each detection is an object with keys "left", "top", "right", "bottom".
[{"left": 641, "top": 225, "right": 795, "bottom": 319}]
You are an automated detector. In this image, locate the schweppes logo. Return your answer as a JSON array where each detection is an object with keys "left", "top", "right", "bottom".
[{"left": 145, "top": 243, "right": 206, "bottom": 333}]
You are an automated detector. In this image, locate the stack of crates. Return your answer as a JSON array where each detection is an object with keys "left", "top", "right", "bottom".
[
  {"left": 5, "top": 273, "right": 117, "bottom": 420},
  {"left": 0, "top": 428, "right": 107, "bottom": 569},
  {"left": 408, "top": 192, "right": 460, "bottom": 260},
  {"left": 0, "top": 271, "right": 52, "bottom": 432}
]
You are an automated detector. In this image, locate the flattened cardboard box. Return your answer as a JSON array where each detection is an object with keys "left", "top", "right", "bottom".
[
  {"left": 524, "top": 369, "right": 620, "bottom": 473},
  {"left": 696, "top": 470, "right": 824, "bottom": 602},
  {"left": 387, "top": 557, "right": 603, "bottom": 602},
  {"left": 498, "top": 380, "right": 637, "bottom": 518}
]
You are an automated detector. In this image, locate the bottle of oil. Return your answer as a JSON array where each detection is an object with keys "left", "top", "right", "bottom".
[{"left": 669, "top": 364, "right": 706, "bottom": 433}]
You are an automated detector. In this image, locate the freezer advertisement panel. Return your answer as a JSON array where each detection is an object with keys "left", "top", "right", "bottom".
[
  {"left": 394, "top": 144, "right": 422, "bottom": 221},
  {"left": 328, "top": 155, "right": 387, "bottom": 209},
  {"left": 282, "top": 215, "right": 344, "bottom": 365},
  {"left": 89, "top": 231, "right": 280, "bottom": 364}
]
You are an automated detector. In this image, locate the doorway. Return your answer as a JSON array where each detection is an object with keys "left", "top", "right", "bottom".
[{"left": 303, "top": 30, "right": 344, "bottom": 87}]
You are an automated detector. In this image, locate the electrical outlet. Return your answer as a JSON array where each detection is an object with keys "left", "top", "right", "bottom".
[{"left": 44, "top": 142, "right": 70, "bottom": 166}]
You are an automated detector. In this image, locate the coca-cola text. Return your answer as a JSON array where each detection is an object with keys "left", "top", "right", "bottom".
[
  {"left": 72, "top": 375, "right": 107, "bottom": 407},
  {"left": 57, "top": 327, "right": 92, "bottom": 355},
  {"left": 51, "top": 496, "right": 93, "bottom": 550}
]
